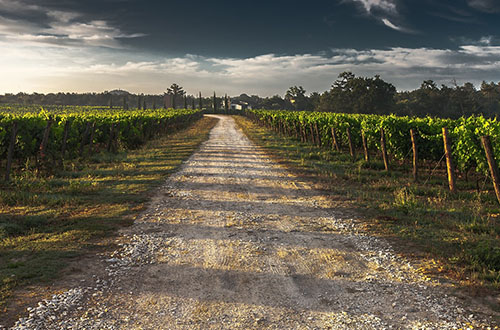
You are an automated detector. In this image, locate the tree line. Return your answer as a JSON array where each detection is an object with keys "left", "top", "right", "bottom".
[
  {"left": 0, "top": 87, "right": 207, "bottom": 111},
  {"left": 1, "top": 74, "right": 499, "bottom": 118},
  {"left": 274, "top": 72, "right": 499, "bottom": 119},
  {"left": 235, "top": 73, "right": 500, "bottom": 119}
]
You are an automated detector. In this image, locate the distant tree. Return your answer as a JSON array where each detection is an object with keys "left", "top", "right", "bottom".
[
  {"left": 285, "top": 86, "right": 309, "bottom": 110},
  {"left": 259, "top": 95, "right": 285, "bottom": 109},
  {"left": 142, "top": 95, "right": 146, "bottom": 110},
  {"left": 318, "top": 72, "right": 356, "bottom": 113},
  {"left": 183, "top": 95, "right": 187, "bottom": 109},
  {"left": 233, "top": 93, "right": 262, "bottom": 109},
  {"left": 451, "top": 82, "right": 480, "bottom": 117},
  {"left": 137, "top": 94, "right": 141, "bottom": 109},
  {"left": 213, "top": 92, "right": 217, "bottom": 112},
  {"left": 152, "top": 98, "right": 156, "bottom": 110},
  {"left": 479, "top": 81, "right": 500, "bottom": 116},
  {"left": 198, "top": 92, "right": 203, "bottom": 109},
  {"left": 167, "top": 83, "right": 185, "bottom": 109},
  {"left": 309, "top": 92, "right": 321, "bottom": 110},
  {"left": 109, "top": 94, "right": 113, "bottom": 109},
  {"left": 224, "top": 94, "right": 229, "bottom": 113},
  {"left": 191, "top": 97, "right": 195, "bottom": 109},
  {"left": 318, "top": 72, "right": 396, "bottom": 114},
  {"left": 410, "top": 80, "right": 445, "bottom": 117}
]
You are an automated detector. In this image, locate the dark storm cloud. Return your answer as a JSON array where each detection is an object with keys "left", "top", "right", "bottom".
[
  {"left": 467, "top": 0, "right": 500, "bottom": 13},
  {"left": 1, "top": 0, "right": 500, "bottom": 94},
  {"left": 3, "top": 0, "right": 499, "bottom": 55},
  {"left": 0, "top": 0, "right": 144, "bottom": 48}
]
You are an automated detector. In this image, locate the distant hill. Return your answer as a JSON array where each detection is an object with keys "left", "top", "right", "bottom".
[{"left": 109, "top": 89, "right": 130, "bottom": 96}]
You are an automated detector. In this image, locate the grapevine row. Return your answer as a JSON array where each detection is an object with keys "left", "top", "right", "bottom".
[
  {"left": 246, "top": 110, "right": 500, "bottom": 201},
  {"left": 0, "top": 108, "right": 202, "bottom": 180},
  {"left": 247, "top": 110, "right": 500, "bottom": 174}
]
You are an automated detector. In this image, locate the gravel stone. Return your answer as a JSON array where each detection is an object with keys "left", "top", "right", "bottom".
[{"left": 5, "top": 115, "right": 497, "bottom": 329}]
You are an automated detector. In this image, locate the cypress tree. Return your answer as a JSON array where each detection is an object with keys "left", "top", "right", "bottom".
[
  {"left": 192, "top": 97, "right": 195, "bottom": 109},
  {"left": 184, "top": 95, "right": 187, "bottom": 109},
  {"left": 137, "top": 94, "right": 141, "bottom": 109},
  {"left": 109, "top": 94, "right": 113, "bottom": 109},
  {"left": 224, "top": 94, "right": 229, "bottom": 113},
  {"left": 213, "top": 92, "right": 217, "bottom": 112},
  {"left": 142, "top": 96, "right": 146, "bottom": 110},
  {"left": 199, "top": 92, "right": 202, "bottom": 110}
]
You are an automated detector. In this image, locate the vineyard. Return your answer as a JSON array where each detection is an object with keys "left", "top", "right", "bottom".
[
  {"left": 0, "top": 105, "right": 202, "bottom": 180},
  {"left": 246, "top": 110, "right": 500, "bottom": 201}
]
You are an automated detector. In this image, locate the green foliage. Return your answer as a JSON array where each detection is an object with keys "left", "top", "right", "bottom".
[
  {"left": 166, "top": 83, "right": 185, "bottom": 109},
  {"left": 471, "top": 239, "right": 500, "bottom": 272},
  {"left": 248, "top": 109, "right": 500, "bottom": 177},
  {"left": 285, "top": 86, "right": 312, "bottom": 110},
  {"left": 318, "top": 72, "right": 397, "bottom": 114},
  {"left": 0, "top": 106, "right": 202, "bottom": 169},
  {"left": 393, "top": 186, "right": 418, "bottom": 212},
  {"left": 0, "top": 215, "right": 49, "bottom": 239},
  {"left": 0, "top": 116, "right": 217, "bottom": 314}
]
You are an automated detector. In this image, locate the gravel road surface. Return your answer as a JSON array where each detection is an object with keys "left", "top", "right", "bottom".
[{"left": 6, "top": 115, "right": 496, "bottom": 329}]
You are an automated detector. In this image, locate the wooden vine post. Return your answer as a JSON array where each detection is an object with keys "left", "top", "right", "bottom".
[
  {"left": 314, "top": 122, "right": 321, "bottom": 146},
  {"left": 4, "top": 121, "right": 17, "bottom": 182},
  {"left": 380, "top": 128, "right": 389, "bottom": 171},
  {"left": 331, "top": 127, "right": 340, "bottom": 152},
  {"left": 80, "top": 122, "right": 92, "bottom": 156},
  {"left": 481, "top": 135, "right": 500, "bottom": 204},
  {"left": 442, "top": 127, "right": 457, "bottom": 193},
  {"left": 39, "top": 118, "right": 53, "bottom": 162},
  {"left": 410, "top": 129, "right": 418, "bottom": 182},
  {"left": 361, "top": 130, "right": 369, "bottom": 162},
  {"left": 61, "top": 120, "right": 70, "bottom": 159},
  {"left": 346, "top": 127, "right": 355, "bottom": 161},
  {"left": 87, "top": 122, "right": 96, "bottom": 156},
  {"left": 107, "top": 123, "right": 116, "bottom": 152}
]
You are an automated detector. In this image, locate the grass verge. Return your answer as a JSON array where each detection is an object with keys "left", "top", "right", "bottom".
[
  {"left": 0, "top": 116, "right": 218, "bottom": 319},
  {"left": 234, "top": 115, "right": 500, "bottom": 295}
]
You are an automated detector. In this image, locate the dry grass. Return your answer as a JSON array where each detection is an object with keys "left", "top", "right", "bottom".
[
  {"left": 0, "top": 116, "right": 218, "bottom": 316},
  {"left": 234, "top": 115, "right": 500, "bottom": 295}
]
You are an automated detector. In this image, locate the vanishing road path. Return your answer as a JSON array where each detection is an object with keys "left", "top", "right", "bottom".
[{"left": 11, "top": 115, "right": 494, "bottom": 329}]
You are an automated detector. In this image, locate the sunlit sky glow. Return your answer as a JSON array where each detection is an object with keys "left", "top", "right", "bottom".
[{"left": 1, "top": 0, "right": 500, "bottom": 96}]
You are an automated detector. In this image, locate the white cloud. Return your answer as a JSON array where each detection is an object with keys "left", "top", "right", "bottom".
[
  {"left": 348, "top": 0, "right": 397, "bottom": 14},
  {"left": 0, "top": 0, "right": 145, "bottom": 48},
  {"left": 1, "top": 38, "right": 500, "bottom": 95},
  {"left": 381, "top": 18, "right": 403, "bottom": 31},
  {"left": 479, "top": 36, "right": 493, "bottom": 45},
  {"left": 344, "top": 0, "right": 415, "bottom": 33}
]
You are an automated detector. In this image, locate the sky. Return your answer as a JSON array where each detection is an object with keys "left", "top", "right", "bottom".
[{"left": 1, "top": 0, "right": 500, "bottom": 96}]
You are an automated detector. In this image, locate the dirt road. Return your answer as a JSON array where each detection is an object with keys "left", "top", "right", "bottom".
[{"left": 9, "top": 115, "right": 495, "bottom": 329}]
